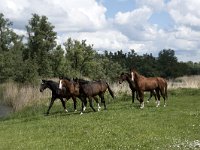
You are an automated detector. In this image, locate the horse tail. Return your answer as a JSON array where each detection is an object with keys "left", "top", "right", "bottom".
[{"left": 106, "top": 82, "right": 115, "bottom": 99}]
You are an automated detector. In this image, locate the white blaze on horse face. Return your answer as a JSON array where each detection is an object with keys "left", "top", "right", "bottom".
[
  {"left": 59, "top": 80, "right": 62, "bottom": 89},
  {"left": 131, "top": 72, "right": 134, "bottom": 81}
]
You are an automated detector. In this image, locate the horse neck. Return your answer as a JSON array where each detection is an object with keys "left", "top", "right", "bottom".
[
  {"left": 63, "top": 80, "right": 72, "bottom": 88},
  {"left": 133, "top": 71, "right": 144, "bottom": 83},
  {"left": 47, "top": 82, "right": 58, "bottom": 92},
  {"left": 123, "top": 74, "right": 135, "bottom": 89}
]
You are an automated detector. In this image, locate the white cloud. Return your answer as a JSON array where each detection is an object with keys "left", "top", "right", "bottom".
[
  {"left": 1, "top": 0, "right": 200, "bottom": 62},
  {"left": 0, "top": 0, "right": 107, "bottom": 32},
  {"left": 114, "top": 6, "right": 152, "bottom": 26},
  {"left": 167, "top": 0, "right": 200, "bottom": 28}
]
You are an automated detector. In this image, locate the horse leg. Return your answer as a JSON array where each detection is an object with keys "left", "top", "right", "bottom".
[
  {"left": 46, "top": 97, "right": 55, "bottom": 115},
  {"left": 60, "top": 98, "right": 68, "bottom": 112},
  {"left": 160, "top": 88, "right": 166, "bottom": 107},
  {"left": 89, "top": 97, "right": 96, "bottom": 112},
  {"left": 132, "top": 90, "right": 135, "bottom": 103},
  {"left": 93, "top": 96, "right": 101, "bottom": 111},
  {"left": 136, "top": 91, "right": 140, "bottom": 101},
  {"left": 147, "top": 91, "right": 153, "bottom": 103},
  {"left": 147, "top": 90, "right": 157, "bottom": 103},
  {"left": 139, "top": 91, "right": 144, "bottom": 109},
  {"left": 155, "top": 89, "right": 161, "bottom": 107},
  {"left": 99, "top": 93, "right": 106, "bottom": 110},
  {"left": 72, "top": 97, "right": 77, "bottom": 112},
  {"left": 80, "top": 97, "right": 87, "bottom": 115}
]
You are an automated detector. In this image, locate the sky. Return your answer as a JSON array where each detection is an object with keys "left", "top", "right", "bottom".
[{"left": 0, "top": 0, "right": 200, "bottom": 62}]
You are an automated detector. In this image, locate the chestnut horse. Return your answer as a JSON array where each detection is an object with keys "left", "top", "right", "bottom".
[
  {"left": 40, "top": 79, "right": 77, "bottom": 114},
  {"left": 130, "top": 69, "right": 168, "bottom": 108},
  {"left": 118, "top": 72, "right": 157, "bottom": 103}
]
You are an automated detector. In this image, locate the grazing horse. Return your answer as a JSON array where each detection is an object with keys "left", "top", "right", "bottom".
[
  {"left": 130, "top": 69, "right": 168, "bottom": 108},
  {"left": 39, "top": 80, "right": 77, "bottom": 115},
  {"left": 118, "top": 72, "right": 157, "bottom": 103}
]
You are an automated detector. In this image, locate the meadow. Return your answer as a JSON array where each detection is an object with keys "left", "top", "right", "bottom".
[{"left": 0, "top": 88, "right": 200, "bottom": 150}]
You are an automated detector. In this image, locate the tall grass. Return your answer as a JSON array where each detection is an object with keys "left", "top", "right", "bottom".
[
  {"left": 0, "top": 82, "right": 50, "bottom": 111},
  {"left": 1, "top": 75, "right": 200, "bottom": 111},
  {"left": 168, "top": 75, "right": 200, "bottom": 89}
]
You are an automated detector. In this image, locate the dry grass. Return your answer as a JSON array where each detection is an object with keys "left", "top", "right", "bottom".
[
  {"left": 0, "top": 82, "right": 50, "bottom": 111},
  {"left": 0, "top": 75, "right": 200, "bottom": 111},
  {"left": 168, "top": 75, "right": 200, "bottom": 89}
]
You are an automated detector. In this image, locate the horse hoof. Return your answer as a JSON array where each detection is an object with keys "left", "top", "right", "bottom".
[
  {"left": 80, "top": 112, "right": 83, "bottom": 115},
  {"left": 74, "top": 109, "right": 77, "bottom": 112},
  {"left": 65, "top": 109, "right": 68, "bottom": 112}
]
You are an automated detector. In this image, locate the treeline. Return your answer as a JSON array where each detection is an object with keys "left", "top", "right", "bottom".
[{"left": 0, "top": 13, "right": 200, "bottom": 84}]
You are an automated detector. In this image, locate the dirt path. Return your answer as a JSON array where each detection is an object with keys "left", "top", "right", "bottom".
[{"left": 0, "top": 105, "right": 12, "bottom": 118}]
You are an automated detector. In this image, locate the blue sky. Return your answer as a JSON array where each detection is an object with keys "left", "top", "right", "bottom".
[{"left": 0, "top": 0, "right": 200, "bottom": 62}]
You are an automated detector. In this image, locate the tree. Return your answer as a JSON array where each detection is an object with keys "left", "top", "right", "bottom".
[
  {"left": 25, "top": 14, "right": 57, "bottom": 77},
  {"left": 0, "top": 13, "right": 25, "bottom": 82},
  {"left": 64, "top": 38, "right": 96, "bottom": 77},
  {"left": 157, "top": 49, "right": 179, "bottom": 78}
]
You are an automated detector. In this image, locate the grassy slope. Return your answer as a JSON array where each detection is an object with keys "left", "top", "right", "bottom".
[{"left": 0, "top": 89, "right": 200, "bottom": 150}]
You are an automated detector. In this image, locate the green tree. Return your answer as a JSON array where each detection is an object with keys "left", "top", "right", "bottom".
[
  {"left": 50, "top": 45, "right": 66, "bottom": 77},
  {"left": 64, "top": 38, "right": 96, "bottom": 77},
  {"left": 157, "top": 49, "right": 179, "bottom": 78},
  {"left": 25, "top": 14, "right": 57, "bottom": 77},
  {"left": 0, "top": 13, "right": 25, "bottom": 82}
]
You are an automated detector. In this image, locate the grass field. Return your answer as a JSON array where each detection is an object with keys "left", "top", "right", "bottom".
[{"left": 0, "top": 89, "right": 200, "bottom": 150}]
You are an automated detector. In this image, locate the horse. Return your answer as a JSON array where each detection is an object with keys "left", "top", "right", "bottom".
[
  {"left": 59, "top": 78, "right": 114, "bottom": 114},
  {"left": 118, "top": 72, "right": 157, "bottom": 103},
  {"left": 73, "top": 78, "right": 101, "bottom": 111},
  {"left": 75, "top": 78, "right": 115, "bottom": 111},
  {"left": 130, "top": 69, "right": 168, "bottom": 108},
  {"left": 39, "top": 79, "right": 77, "bottom": 115}
]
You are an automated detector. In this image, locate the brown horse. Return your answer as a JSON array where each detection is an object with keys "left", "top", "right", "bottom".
[
  {"left": 130, "top": 69, "right": 168, "bottom": 108},
  {"left": 59, "top": 78, "right": 114, "bottom": 114},
  {"left": 118, "top": 72, "right": 157, "bottom": 103},
  {"left": 77, "top": 79, "right": 115, "bottom": 111}
]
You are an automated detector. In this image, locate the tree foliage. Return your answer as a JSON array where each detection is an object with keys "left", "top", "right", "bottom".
[{"left": 0, "top": 13, "right": 200, "bottom": 84}]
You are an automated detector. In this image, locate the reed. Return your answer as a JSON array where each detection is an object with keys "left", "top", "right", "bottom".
[{"left": 0, "top": 82, "right": 50, "bottom": 111}]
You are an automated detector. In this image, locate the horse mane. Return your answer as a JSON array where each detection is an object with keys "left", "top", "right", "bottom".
[
  {"left": 73, "top": 78, "right": 90, "bottom": 84},
  {"left": 42, "top": 80, "right": 59, "bottom": 92}
]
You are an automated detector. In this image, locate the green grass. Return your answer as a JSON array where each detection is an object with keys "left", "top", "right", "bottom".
[{"left": 0, "top": 89, "right": 200, "bottom": 150}]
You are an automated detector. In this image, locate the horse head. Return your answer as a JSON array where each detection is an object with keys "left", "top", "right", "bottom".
[
  {"left": 119, "top": 72, "right": 126, "bottom": 84},
  {"left": 40, "top": 80, "right": 48, "bottom": 92}
]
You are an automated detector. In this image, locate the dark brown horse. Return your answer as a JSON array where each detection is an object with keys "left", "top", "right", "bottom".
[
  {"left": 130, "top": 69, "right": 168, "bottom": 108},
  {"left": 77, "top": 79, "right": 115, "bottom": 111},
  {"left": 39, "top": 79, "right": 77, "bottom": 115},
  {"left": 59, "top": 78, "right": 114, "bottom": 114},
  {"left": 118, "top": 72, "right": 157, "bottom": 103}
]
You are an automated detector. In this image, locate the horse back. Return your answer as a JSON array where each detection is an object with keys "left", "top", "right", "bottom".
[
  {"left": 137, "top": 77, "right": 158, "bottom": 91},
  {"left": 80, "top": 81, "right": 107, "bottom": 96}
]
